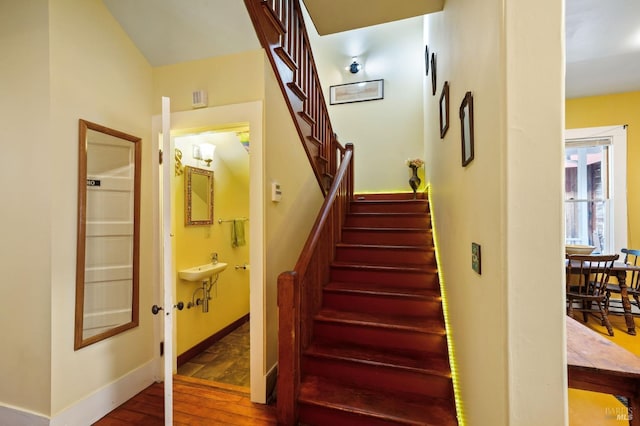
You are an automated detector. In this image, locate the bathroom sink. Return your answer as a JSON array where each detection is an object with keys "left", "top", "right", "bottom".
[{"left": 178, "top": 262, "right": 228, "bottom": 281}]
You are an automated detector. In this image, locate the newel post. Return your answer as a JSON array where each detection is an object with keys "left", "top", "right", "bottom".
[{"left": 277, "top": 271, "right": 300, "bottom": 425}]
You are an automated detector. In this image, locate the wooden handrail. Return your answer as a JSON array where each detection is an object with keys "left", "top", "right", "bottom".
[
  {"left": 244, "top": 2, "right": 354, "bottom": 422},
  {"left": 277, "top": 143, "right": 353, "bottom": 425},
  {"left": 244, "top": 0, "right": 340, "bottom": 194}
]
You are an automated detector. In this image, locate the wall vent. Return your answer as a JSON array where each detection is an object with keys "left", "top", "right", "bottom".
[{"left": 192, "top": 90, "right": 208, "bottom": 108}]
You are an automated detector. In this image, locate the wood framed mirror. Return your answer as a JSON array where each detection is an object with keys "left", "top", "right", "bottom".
[
  {"left": 184, "top": 165, "right": 214, "bottom": 226},
  {"left": 75, "top": 119, "right": 141, "bottom": 350}
]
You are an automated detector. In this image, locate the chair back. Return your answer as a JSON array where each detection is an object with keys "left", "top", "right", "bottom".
[
  {"left": 621, "top": 248, "right": 640, "bottom": 291},
  {"left": 566, "top": 254, "right": 619, "bottom": 296}
]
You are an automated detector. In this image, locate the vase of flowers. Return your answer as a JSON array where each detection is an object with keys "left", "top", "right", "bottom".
[{"left": 406, "top": 158, "right": 424, "bottom": 199}]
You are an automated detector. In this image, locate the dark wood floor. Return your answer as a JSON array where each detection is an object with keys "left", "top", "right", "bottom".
[{"left": 93, "top": 375, "right": 276, "bottom": 425}]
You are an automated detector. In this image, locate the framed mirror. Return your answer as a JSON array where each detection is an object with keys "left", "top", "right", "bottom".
[
  {"left": 75, "top": 119, "right": 141, "bottom": 350},
  {"left": 184, "top": 166, "right": 214, "bottom": 226}
]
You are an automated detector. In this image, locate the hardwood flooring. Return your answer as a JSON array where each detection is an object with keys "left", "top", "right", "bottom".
[{"left": 93, "top": 376, "right": 276, "bottom": 425}]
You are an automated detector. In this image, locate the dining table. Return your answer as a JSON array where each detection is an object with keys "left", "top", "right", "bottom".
[
  {"left": 566, "top": 259, "right": 640, "bottom": 336},
  {"left": 567, "top": 315, "right": 640, "bottom": 425}
]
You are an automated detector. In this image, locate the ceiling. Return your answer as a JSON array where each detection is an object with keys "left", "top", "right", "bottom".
[
  {"left": 102, "top": 0, "right": 640, "bottom": 99},
  {"left": 302, "top": 0, "right": 443, "bottom": 35}
]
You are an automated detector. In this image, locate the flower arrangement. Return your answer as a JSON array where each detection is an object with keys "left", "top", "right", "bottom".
[{"left": 406, "top": 158, "right": 424, "bottom": 168}]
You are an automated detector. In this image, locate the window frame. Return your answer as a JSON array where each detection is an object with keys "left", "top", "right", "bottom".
[{"left": 564, "top": 125, "right": 627, "bottom": 254}]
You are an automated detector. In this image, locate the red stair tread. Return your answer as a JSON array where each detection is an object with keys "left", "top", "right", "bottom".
[
  {"left": 343, "top": 226, "right": 432, "bottom": 232},
  {"left": 305, "top": 341, "right": 451, "bottom": 376},
  {"left": 315, "top": 308, "right": 446, "bottom": 334},
  {"left": 352, "top": 199, "right": 428, "bottom": 204},
  {"left": 325, "top": 281, "right": 441, "bottom": 300},
  {"left": 354, "top": 193, "right": 425, "bottom": 200},
  {"left": 348, "top": 212, "right": 430, "bottom": 218},
  {"left": 331, "top": 261, "right": 436, "bottom": 273},
  {"left": 336, "top": 242, "right": 434, "bottom": 251},
  {"left": 299, "top": 375, "right": 457, "bottom": 425}
]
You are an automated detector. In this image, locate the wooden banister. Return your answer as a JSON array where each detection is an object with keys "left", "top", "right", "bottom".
[
  {"left": 276, "top": 144, "right": 353, "bottom": 424},
  {"left": 244, "top": 0, "right": 340, "bottom": 194},
  {"left": 244, "top": 2, "right": 353, "bottom": 422}
]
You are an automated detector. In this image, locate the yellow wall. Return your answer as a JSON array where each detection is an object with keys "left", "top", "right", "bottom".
[
  {"left": 425, "top": 0, "right": 566, "bottom": 424},
  {"left": 49, "top": 0, "right": 155, "bottom": 417},
  {"left": 153, "top": 51, "right": 325, "bottom": 378},
  {"left": 1, "top": 0, "right": 155, "bottom": 419},
  {"left": 0, "top": 0, "right": 52, "bottom": 416},
  {"left": 566, "top": 91, "right": 640, "bottom": 249},
  {"left": 152, "top": 51, "right": 265, "bottom": 113},
  {"left": 173, "top": 136, "right": 250, "bottom": 355},
  {"left": 263, "top": 58, "right": 325, "bottom": 367}
]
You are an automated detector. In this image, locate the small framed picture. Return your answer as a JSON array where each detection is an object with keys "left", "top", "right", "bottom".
[
  {"left": 425, "top": 45, "right": 430, "bottom": 76},
  {"left": 330, "top": 79, "right": 384, "bottom": 105},
  {"left": 439, "top": 81, "right": 449, "bottom": 138},
  {"left": 460, "top": 91, "right": 474, "bottom": 167},
  {"left": 472, "top": 242, "right": 481, "bottom": 274},
  {"left": 430, "top": 53, "right": 437, "bottom": 96}
]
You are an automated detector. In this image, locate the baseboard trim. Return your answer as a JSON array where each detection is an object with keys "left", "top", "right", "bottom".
[
  {"left": 0, "top": 405, "right": 48, "bottom": 426},
  {"left": 49, "top": 359, "right": 155, "bottom": 426},
  {"left": 266, "top": 363, "right": 278, "bottom": 405},
  {"left": 177, "top": 314, "right": 250, "bottom": 367}
]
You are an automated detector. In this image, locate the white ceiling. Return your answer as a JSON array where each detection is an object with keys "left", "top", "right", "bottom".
[{"left": 102, "top": 0, "right": 640, "bottom": 99}]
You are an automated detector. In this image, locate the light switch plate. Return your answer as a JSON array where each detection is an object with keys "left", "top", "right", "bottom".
[
  {"left": 271, "top": 182, "right": 282, "bottom": 202},
  {"left": 472, "top": 243, "right": 481, "bottom": 274}
]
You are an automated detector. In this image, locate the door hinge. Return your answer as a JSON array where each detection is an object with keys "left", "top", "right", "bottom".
[
  {"left": 159, "top": 149, "right": 163, "bottom": 165},
  {"left": 160, "top": 341, "right": 164, "bottom": 357}
]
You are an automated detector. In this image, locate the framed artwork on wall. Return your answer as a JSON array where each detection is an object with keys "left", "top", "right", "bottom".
[
  {"left": 430, "top": 53, "right": 437, "bottom": 96},
  {"left": 330, "top": 79, "right": 384, "bottom": 105},
  {"left": 460, "top": 91, "right": 474, "bottom": 166},
  {"left": 439, "top": 81, "right": 449, "bottom": 138},
  {"left": 425, "top": 45, "right": 430, "bottom": 76}
]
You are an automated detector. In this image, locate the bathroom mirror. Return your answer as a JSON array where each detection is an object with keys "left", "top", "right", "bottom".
[
  {"left": 75, "top": 119, "right": 141, "bottom": 350},
  {"left": 184, "top": 166, "right": 214, "bottom": 226}
]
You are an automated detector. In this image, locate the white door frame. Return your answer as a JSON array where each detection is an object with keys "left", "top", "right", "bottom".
[{"left": 151, "top": 101, "right": 267, "bottom": 403}]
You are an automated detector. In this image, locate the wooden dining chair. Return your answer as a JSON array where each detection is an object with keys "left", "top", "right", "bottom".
[
  {"left": 566, "top": 253, "right": 619, "bottom": 336},
  {"left": 604, "top": 248, "right": 640, "bottom": 316}
]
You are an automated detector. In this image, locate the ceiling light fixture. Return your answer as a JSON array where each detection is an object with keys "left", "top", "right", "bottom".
[
  {"left": 346, "top": 57, "right": 362, "bottom": 74},
  {"left": 193, "top": 143, "right": 215, "bottom": 167}
]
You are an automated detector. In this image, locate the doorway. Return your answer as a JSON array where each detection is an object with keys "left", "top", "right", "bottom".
[
  {"left": 152, "top": 101, "right": 267, "bottom": 403},
  {"left": 172, "top": 127, "right": 251, "bottom": 391}
]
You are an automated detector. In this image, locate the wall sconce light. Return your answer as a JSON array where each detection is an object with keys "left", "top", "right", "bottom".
[
  {"left": 346, "top": 57, "right": 362, "bottom": 74},
  {"left": 193, "top": 143, "right": 215, "bottom": 167}
]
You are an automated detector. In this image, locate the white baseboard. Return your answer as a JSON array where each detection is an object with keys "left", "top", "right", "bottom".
[
  {"left": 0, "top": 405, "right": 48, "bottom": 426},
  {"left": 50, "top": 360, "right": 156, "bottom": 426}
]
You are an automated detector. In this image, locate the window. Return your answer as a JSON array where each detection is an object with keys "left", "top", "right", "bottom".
[{"left": 564, "top": 126, "right": 627, "bottom": 254}]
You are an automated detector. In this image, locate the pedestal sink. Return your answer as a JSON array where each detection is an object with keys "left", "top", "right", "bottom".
[{"left": 178, "top": 262, "right": 228, "bottom": 281}]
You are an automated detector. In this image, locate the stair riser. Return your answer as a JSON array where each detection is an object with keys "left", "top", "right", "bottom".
[
  {"left": 330, "top": 267, "right": 440, "bottom": 289},
  {"left": 349, "top": 202, "right": 429, "bottom": 214},
  {"left": 336, "top": 246, "right": 435, "bottom": 266},
  {"left": 355, "top": 193, "right": 425, "bottom": 201},
  {"left": 314, "top": 323, "right": 447, "bottom": 355},
  {"left": 323, "top": 292, "right": 442, "bottom": 317},
  {"left": 299, "top": 403, "right": 408, "bottom": 426},
  {"left": 346, "top": 214, "right": 430, "bottom": 228},
  {"left": 342, "top": 229, "right": 433, "bottom": 246},
  {"left": 302, "top": 357, "right": 453, "bottom": 399}
]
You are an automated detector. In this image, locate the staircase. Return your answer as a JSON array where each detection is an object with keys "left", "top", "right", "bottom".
[{"left": 296, "top": 193, "right": 458, "bottom": 426}]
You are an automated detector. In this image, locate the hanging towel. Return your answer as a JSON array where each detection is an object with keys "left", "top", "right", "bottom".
[{"left": 232, "top": 219, "right": 246, "bottom": 247}]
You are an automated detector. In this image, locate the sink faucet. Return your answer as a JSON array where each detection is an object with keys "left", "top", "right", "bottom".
[{"left": 211, "top": 252, "right": 218, "bottom": 264}]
